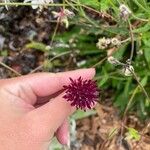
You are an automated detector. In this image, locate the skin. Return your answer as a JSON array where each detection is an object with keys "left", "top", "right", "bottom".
[{"left": 0, "top": 68, "right": 95, "bottom": 150}]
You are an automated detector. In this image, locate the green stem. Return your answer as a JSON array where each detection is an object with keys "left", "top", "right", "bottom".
[
  {"left": 131, "top": 70, "right": 150, "bottom": 101},
  {"left": 0, "top": 2, "right": 79, "bottom": 7},
  {"left": 63, "top": 0, "right": 65, "bottom": 10},
  {"left": 50, "top": 20, "right": 60, "bottom": 46},
  {"left": 76, "top": 0, "right": 99, "bottom": 27},
  {"left": 123, "top": 86, "right": 139, "bottom": 118},
  {"left": 91, "top": 57, "right": 107, "bottom": 68},
  {"left": 128, "top": 19, "right": 134, "bottom": 61},
  {"left": 132, "top": 0, "right": 150, "bottom": 13},
  {"left": 132, "top": 14, "right": 149, "bottom": 22},
  {"left": 65, "top": 0, "right": 78, "bottom": 11}
]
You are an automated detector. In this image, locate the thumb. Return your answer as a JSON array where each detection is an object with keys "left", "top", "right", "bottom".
[{"left": 24, "top": 93, "right": 75, "bottom": 142}]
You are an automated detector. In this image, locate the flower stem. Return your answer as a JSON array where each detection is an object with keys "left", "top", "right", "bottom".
[
  {"left": 0, "top": 2, "right": 79, "bottom": 7},
  {"left": 128, "top": 19, "right": 134, "bottom": 62}
]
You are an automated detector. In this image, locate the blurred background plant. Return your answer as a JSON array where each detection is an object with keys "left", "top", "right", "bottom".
[{"left": 1, "top": 0, "right": 150, "bottom": 149}]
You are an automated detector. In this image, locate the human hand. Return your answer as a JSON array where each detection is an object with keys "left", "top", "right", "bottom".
[{"left": 0, "top": 68, "right": 95, "bottom": 150}]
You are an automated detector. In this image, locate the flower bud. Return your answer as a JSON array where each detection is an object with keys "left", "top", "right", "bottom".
[{"left": 119, "top": 4, "right": 131, "bottom": 20}]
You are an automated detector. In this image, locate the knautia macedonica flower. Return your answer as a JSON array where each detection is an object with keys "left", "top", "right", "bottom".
[{"left": 63, "top": 77, "right": 99, "bottom": 111}]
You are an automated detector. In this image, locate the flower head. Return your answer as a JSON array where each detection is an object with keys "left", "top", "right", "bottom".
[
  {"left": 96, "top": 37, "right": 110, "bottom": 49},
  {"left": 96, "top": 37, "right": 120, "bottom": 50},
  {"left": 63, "top": 77, "right": 99, "bottom": 111},
  {"left": 111, "top": 38, "right": 121, "bottom": 46}
]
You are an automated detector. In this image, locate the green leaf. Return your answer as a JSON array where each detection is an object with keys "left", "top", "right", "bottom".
[
  {"left": 102, "top": 27, "right": 128, "bottom": 35},
  {"left": 72, "top": 109, "right": 96, "bottom": 120},
  {"left": 114, "top": 92, "right": 129, "bottom": 112},
  {"left": 26, "top": 41, "right": 48, "bottom": 52},
  {"left": 127, "top": 127, "right": 141, "bottom": 141},
  {"left": 79, "top": 0, "right": 100, "bottom": 9},
  {"left": 144, "top": 48, "right": 150, "bottom": 64},
  {"left": 43, "top": 59, "right": 53, "bottom": 71},
  {"left": 100, "top": 0, "right": 110, "bottom": 11},
  {"left": 113, "top": 43, "right": 128, "bottom": 59},
  {"left": 124, "top": 78, "right": 132, "bottom": 97},
  {"left": 140, "top": 98, "right": 147, "bottom": 116},
  {"left": 99, "top": 67, "right": 109, "bottom": 86},
  {"left": 145, "top": 98, "right": 150, "bottom": 107},
  {"left": 133, "top": 23, "right": 150, "bottom": 33},
  {"left": 140, "top": 76, "right": 148, "bottom": 87}
]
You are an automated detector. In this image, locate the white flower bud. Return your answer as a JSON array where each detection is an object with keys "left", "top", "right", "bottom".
[
  {"left": 64, "top": 9, "right": 75, "bottom": 18},
  {"left": 106, "top": 39, "right": 111, "bottom": 45},
  {"left": 119, "top": 4, "right": 131, "bottom": 20},
  {"left": 111, "top": 38, "right": 121, "bottom": 46},
  {"left": 107, "top": 56, "right": 121, "bottom": 65},
  {"left": 96, "top": 37, "right": 110, "bottom": 49},
  {"left": 122, "top": 65, "right": 134, "bottom": 76}
]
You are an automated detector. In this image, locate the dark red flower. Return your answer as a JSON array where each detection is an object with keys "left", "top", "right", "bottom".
[{"left": 63, "top": 77, "right": 99, "bottom": 111}]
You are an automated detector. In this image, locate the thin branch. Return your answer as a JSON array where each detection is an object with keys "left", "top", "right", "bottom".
[
  {"left": 131, "top": 71, "right": 150, "bottom": 101},
  {"left": 123, "top": 86, "right": 139, "bottom": 118},
  {"left": 50, "top": 19, "right": 60, "bottom": 46},
  {"left": 0, "top": 62, "right": 21, "bottom": 76},
  {"left": 91, "top": 57, "right": 107, "bottom": 68},
  {"left": 121, "top": 37, "right": 131, "bottom": 43},
  {"left": 30, "top": 51, "right": 71, "bottom": 73},
  {"left": 0, "top": 2, "right": 79, "bottom": 7},
  {"left": 65, "top": 0, "right": 78, "bottom": 11},
  {"left": 128, "top": 19, "right": 134, "bottom": 61},
  {"left": 132, "top": 14, "right": 149, "bottom": 22}
]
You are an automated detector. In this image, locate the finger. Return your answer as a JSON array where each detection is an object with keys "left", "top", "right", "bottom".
[
  {"left": 55, "top": 119, "right": 69, "bottom": 146},
  {"left": 25, "top": 69, "right": 95, "bottom": 141},
  {"left": 1, "top": 68, "right": 95, "bottom": 105}
]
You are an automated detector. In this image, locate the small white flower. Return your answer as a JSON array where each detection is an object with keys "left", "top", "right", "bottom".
[
  {"left": 106, "top": 39, "right": 111, "bottom": 45},
  {"left": 107, "top": 56, "right": 121, "bottom": 65},
  {"left": 119, "top": 4, "right": 131, "bottom": 20},
  {"left": 96, "top": 37, "right": 110, "bottom": 49},
  {"left": 137, "top": 50, "right": 143, "bottom": 55},
  {"left": 24, "top": 0, "right": 53, "bottom": 9},
  {"left": 97, "top": 37, "right": 121, "bottom": 50},
  {"left": 111, "top": 38, "right": 121, "bottom": 46},
  {"left": 77, "top": 60, "right": 86, "bottom": 67},
  {"left": 64, "top": 9, "right": 75, "bottom": 18},
  {"left": 122, "top": 65, "right": 134, "bottom": 76}
]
